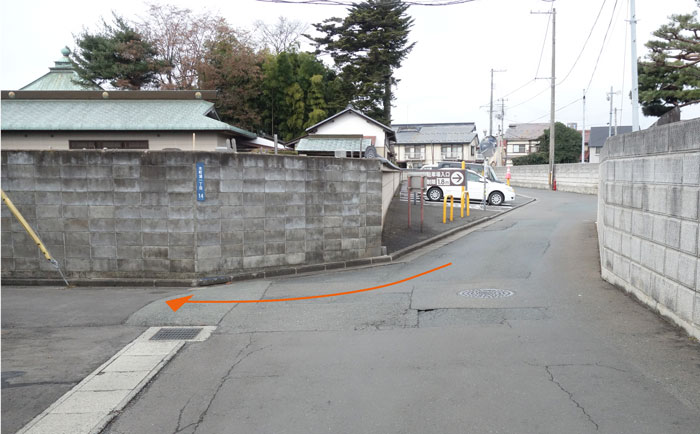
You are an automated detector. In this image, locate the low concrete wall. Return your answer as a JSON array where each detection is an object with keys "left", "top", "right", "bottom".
[
  {"left": 1, "top": 151, "right": 384, "bottom": 284},
  {"left": 597, "top": 119, "right": 699, "bottom": 339},
  {"left": 494, "top": 163, "right": 599, "bottom": 194},
  {"left": 381, "top": 167, "right": 401, "bottom": 225}
]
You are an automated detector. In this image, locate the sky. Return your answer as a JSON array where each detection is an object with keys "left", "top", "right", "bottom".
[{"left": 2, "top": 0, "right": 699, "bottom": 135}]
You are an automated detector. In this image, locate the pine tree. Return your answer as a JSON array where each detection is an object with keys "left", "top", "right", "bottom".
[
  {"left": 72, "top": 14, "right": 164, "bottom": 90},
  {"left": 310, "top": 0, "right": 415, "bottom": 125},
  {"left": 638, "top": 5, "right": 700, "bottom": 116}
]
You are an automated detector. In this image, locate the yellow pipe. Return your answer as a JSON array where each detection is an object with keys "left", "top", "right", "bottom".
[
  {"left": 449, "top": 195, "right": 454, "bottom": 222},
  {"left": 461, "top": 160, "right": 465, "bottom": 212},
  {"left": 1, "top": 189, "right": 53, "bottom": 262}
]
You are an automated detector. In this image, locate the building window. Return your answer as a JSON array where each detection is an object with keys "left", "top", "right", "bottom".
[
  {"left": 441, "top": 144, "right": 461, "bottom": 160},
  {"left": 594, "top": 148, "right": 600, "bottom": 155},
  {"left": 405, "top": 145, "right": 424, "bottom": 160},
  {"left": 69, "top": 140, "right": 149, "bottom": 150},
  {"left": 470, "top": 145, "right": 475, "bottom": 156}
]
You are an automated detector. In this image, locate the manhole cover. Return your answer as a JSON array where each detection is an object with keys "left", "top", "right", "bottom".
[
  {"left": 150, "top": 327, "right": 202, "bottom": 341},
  {"left": 458, "top": 289, "right": 514, "bottom": 299}
]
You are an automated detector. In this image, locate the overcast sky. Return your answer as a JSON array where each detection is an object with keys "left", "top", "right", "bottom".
[{"left": 2, "top": 0, "right": 698, "bottom": 134}]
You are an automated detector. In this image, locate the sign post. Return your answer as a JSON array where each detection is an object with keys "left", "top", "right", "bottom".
[{"left": 196, "top": 162, "right": 205, "bottom": 202}]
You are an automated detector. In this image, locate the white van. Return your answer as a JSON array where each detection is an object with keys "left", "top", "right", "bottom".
[{"left": 426, "top": 169, "right": 515, "bottom": 206}]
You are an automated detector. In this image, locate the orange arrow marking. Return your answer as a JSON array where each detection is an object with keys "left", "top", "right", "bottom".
[{"left": 166, "top": 263, "right": 452, "bottom": 312}]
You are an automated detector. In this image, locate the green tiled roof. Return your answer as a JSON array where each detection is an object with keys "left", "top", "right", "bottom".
[
  {"left": 297, "top": 136, "right": 372, "bottom": 152},
  {"left": 21, "top": 48, "right": 102, "bottom": 91},
  {"left": 1, "top": 99, "right": 256, "bottom": 138}
]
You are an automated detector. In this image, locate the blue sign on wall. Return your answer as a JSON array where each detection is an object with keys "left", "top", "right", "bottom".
[{"left": 196, "top": 162, "right": 205, "bottom": 201}]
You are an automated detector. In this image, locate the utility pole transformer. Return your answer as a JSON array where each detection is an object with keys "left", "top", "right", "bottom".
[{"left": 630, "top": 0, "right": 640, "bottom": 131}]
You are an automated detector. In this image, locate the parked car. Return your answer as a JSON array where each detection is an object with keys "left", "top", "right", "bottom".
[
  {"left": 426, "top": 169, "right": 515, "bottom": 206},
  {"left": 420, "top": 163, "right": 438, "bottom": 170},
  {"left": 435, "top": 161, "right": 500, "bottom": 183}
]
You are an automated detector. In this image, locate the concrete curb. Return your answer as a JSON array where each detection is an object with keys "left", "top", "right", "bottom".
[{"left": 2, "top": 199, "right": 535, "bottom": 288}]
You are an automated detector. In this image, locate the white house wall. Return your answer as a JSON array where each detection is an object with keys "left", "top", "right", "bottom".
[
  {"left": 1, "top": 131, "right": 226, "bottom": 151},
  {"left": 313, "top": 113, "right": 388, "bottom": 157}
]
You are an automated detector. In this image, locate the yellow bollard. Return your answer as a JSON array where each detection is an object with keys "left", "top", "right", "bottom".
[
  {"left": 443, "top": 195, "right": 455, "bottom": 223},
  {"left": 443, "top": 195, "right": 448, "bottom": 224},
  {"left": 507, "top": 178, "right": 510, "bottom": 186},
  {"left": 461, "top": 191, "right": 470, "bottom": 217}
]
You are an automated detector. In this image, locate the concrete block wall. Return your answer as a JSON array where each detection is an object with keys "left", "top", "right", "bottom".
[
  {"left": 494, "top": 163, "right": 599, "bottom": 194},
  {"left": 598, "top": 118, "right": 700, "bottom": 339},
  {"left": 1, "top": 151, "right": 384, "bottom": 283}
]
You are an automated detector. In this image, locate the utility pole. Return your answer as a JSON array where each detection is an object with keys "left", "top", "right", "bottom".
[
  {"left": 497, "top": 98, "right": 507, "bottom": 166},
  {"left": 489, "top": 69, "right": 506, "bottom": 136},
  {"left": 607, "top": 87, "right": 620, "bottom": 137},
  {"left": 614, "top": 108, "right": 618, "bottom": 135},
  {"left": 549, "top": 6, "right": 556, "bottom": 189},
  {"left": 533, "top": 2, "right": 556, "bottom": 189},
  {"left": 630, "top": 0, "right": 640, "bottom": 131},
  {"left": 581, "top": 89, "right": 586, "bottom": 164}
]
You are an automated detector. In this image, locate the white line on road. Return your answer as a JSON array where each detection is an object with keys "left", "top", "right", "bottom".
[{"left": 17, "top": 326, "right": 216, "bottom": 434}]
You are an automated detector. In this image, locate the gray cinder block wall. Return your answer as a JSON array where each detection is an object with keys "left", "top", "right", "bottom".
[
  {"left": 494, "top": 163, "right": 600, "bottom": 194},
  {"left": 1, "top": 151, "right": 384, "bottom": 284},
  {"left": 597, "top": 119, "right": 700, "bottom": 339}
]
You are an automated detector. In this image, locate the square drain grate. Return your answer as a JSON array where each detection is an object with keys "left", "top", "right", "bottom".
[{"left": 150, "top": 327, "right": 202, "bottom": 341}]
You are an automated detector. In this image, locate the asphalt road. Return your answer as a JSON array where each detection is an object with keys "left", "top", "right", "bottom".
[{"left": 99, "top": 188, "right": 700, "bottom": 434}]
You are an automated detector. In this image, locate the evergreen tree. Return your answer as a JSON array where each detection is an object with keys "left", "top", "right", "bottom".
[
  {"left": 638, "top": 4, "right": 700, "bottom": 116},
  {"left": 72, "top": 14, "right": 164, "bottom": 90},
  {"left": 285, "top": 82, "right": 306, "bottom": 133},
  {"left": 512, "top": 123, "right": 582, "bottom": 166},
  {"left": 306, "top": 74, "right": 328, "bottom": 128},
  {"left": 310, "top": 0, "right": 415, "bottom": 125},
  {"left": 260, "top": 51, "right": 341, "bottom": 140}
]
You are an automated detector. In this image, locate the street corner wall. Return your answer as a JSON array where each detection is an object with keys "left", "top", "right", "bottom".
[
  {"left": 597, "top": 119, "right": 700, "bottom": 339},
  {"left": 0, "top": 151, "right": 384, "bottom": 284},
  {"left": 494, "top": 163, "right": 599, "bottom": 194}
]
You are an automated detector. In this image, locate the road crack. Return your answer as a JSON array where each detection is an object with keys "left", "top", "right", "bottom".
[
  {"left": 176, "top": 334, "right": 267, "bottom": 434},
  {"left": 545, "top": 365, "right": 599, "bottom": 431}
]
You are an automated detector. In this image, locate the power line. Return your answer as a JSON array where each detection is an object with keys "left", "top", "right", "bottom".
[
  {"left": 535, "top": 6, "right": 553, "bottom": 79},
  {"left": 488, "top": 8, "right": 552, "bottom": 110},
  {"left": 557, "top": 0, "right": 608, "bottom": 86},
  {"left": 585, "top": 0, "right": 620, "bottom": 91},
  {"left": 525, "top": 97, "right": 582, "bottom": 123},
  {"left": 507, "top": 86, "right": 550, "bottom": 111},
  {"left": 488, "top": 2, "right": 553, "bottom": 106},
  {"left": 619, "top": 0, "right": 630, "bottom": 125}
]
